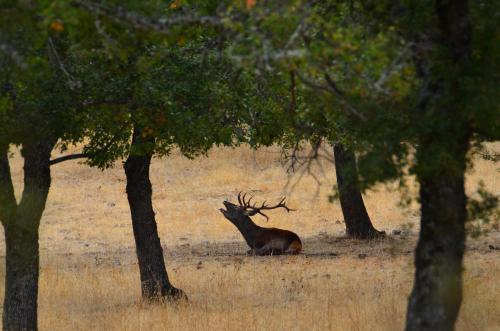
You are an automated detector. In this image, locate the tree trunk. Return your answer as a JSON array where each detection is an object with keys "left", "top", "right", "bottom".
[
  {"left": 3, "top": 224, "right": 40, "bottom": 331},
  {"left": 406, "top": 1, "right": 471, "bottom": 329},
  {"left": 124, "top": 128, "right": 185, "bottom": 302},
  {"left": 405, "top": 153, "right": 467, "bottom": 331},
  {"left": 333, "top": 145, "right": 383, "bottom": 238},
  {"left": 2, "top": 140, "right": 53, "bottom": 331}
]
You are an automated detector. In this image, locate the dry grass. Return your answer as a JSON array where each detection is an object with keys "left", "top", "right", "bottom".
[{"left": 0, "top": 143, "right": 499, "bottom": 331}]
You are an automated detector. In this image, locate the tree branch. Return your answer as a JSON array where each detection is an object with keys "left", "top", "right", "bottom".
[
  {"left": 0, "top": 147, "right": 17, "bottom": 224},
  {"left": 295, "top": 70, "right": 366, "bottom": 121},
  {"left": 72, "top": 0, "right": 223, "bottom": 33},
  {"left": 49, "top": 153, "right": 91, "bottom": 166},
  {"left": 228, "top": 49, "right": 307, "bottom": 64},
  {"left": 47, "top": 37, "right": 82, "bottom": 90},
  {"left": 81, "top": 98, "right": 132, "bottom": 107},
  {"left": 17, "top": 140, "right": 56, "bottom": 217},
  {"left": 282, "top": 139, "right": 327, "bottom": 198}
]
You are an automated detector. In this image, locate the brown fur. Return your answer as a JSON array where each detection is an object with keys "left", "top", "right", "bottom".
[{"left": 287, "top": 240, "right": 302, "bottom": 254}]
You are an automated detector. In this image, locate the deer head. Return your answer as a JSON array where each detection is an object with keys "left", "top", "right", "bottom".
[{"left": 220, "top": 192, "right": 294, "bottom": 224}]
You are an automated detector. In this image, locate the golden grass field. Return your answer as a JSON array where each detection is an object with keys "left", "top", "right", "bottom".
[{"left": 0, "top": 143, "right": 499, "bottom": 330}]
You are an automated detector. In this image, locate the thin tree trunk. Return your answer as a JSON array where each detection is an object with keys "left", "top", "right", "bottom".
[
  {"left": 2, "top": 140, "right": 53, "bottom": 331},
  {"left": 334, "top": 145, "right": 383, "bottom": 238},
  {"left": 124, "top": 128, "right": 185, "bottom": 302}
]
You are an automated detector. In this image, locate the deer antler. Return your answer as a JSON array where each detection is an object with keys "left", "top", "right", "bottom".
[{"left": 236, "top": 192, "right": 295, "bottom": 221}]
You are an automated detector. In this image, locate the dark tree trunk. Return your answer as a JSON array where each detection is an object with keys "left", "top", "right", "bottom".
[
  {"left": 333, "top": 145, "right": 383, "bottom": 238},
  {"left": 406, "top": 146, "right": 468, "bottom": 331},
  {"left": 3, "top": 224, "right": 40, "bottom": 331},
  {"left": 406, "top": 1, "right": 472, "bottom": 330},
  {"left": 2, "top": 141, "right": 53, "bottom": 331},
  {"left": 124, "top": 128, "right": 185, "bottom": 302}
]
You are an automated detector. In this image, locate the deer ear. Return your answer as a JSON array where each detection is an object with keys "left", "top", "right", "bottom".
[{"left": 243, "top": 209, "right": 257, "bottom": 216}]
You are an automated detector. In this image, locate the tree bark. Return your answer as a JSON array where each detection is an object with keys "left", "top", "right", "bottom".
[
  {"left": 2, "top": 140, "right": 53, "bottom": 331},
  {"left": 334, "top": 145, "right": 383, "bottom": 238},
  {"left": 124, "top": 128, "right": 185, "bottom": 302},
  {"left": 3, "top": 224, "right": 40, "bottom": 331},
  {"left": 406, "top": 1, "right": 472, "bottom": 330},
  {"left": 406, "top": 146, "right": 468, "bottom": 331}
]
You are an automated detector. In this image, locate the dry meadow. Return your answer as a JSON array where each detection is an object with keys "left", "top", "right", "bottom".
[{"left": 0, "top": 143, "right": 499, "bottom": 331}]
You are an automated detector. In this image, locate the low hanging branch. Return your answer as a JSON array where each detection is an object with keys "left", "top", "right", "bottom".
[{"left": 49, "top": 153, "right": 91, "bottom": 166}]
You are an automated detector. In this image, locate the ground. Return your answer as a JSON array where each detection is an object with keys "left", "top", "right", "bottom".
[{"left": 0, "top": 144, "right": 498, "bottom": 330}]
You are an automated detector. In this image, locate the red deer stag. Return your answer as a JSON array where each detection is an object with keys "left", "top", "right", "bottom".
[{"left": 219, "top": 193, "right": 302, "bottom": 255}]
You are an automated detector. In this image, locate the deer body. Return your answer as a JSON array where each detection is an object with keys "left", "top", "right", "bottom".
[{"left": 220, "top": 197, "right": 302, "bottom": 256}]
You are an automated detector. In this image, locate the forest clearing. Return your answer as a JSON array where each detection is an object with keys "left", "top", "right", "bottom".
[{"left": 1, "top": 145, "right": 497, "bottom": 330}]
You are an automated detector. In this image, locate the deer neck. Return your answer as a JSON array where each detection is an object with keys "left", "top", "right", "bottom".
[{"left": 232, "top": 216, "right": 263, "bottom": 247}]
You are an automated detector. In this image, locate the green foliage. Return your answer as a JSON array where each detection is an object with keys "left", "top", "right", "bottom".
[
  {"left": 46, "top": 0, "right": 264, "bottom": 168},
  {"left": 219, "top": 0, "right": 498, "bottom": 201},
  {"left": 0, "top": 1, "right": 85, "bottom": 148},
  {"left": 217, "top": 1, "right": 420, "bottom": 190}
]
